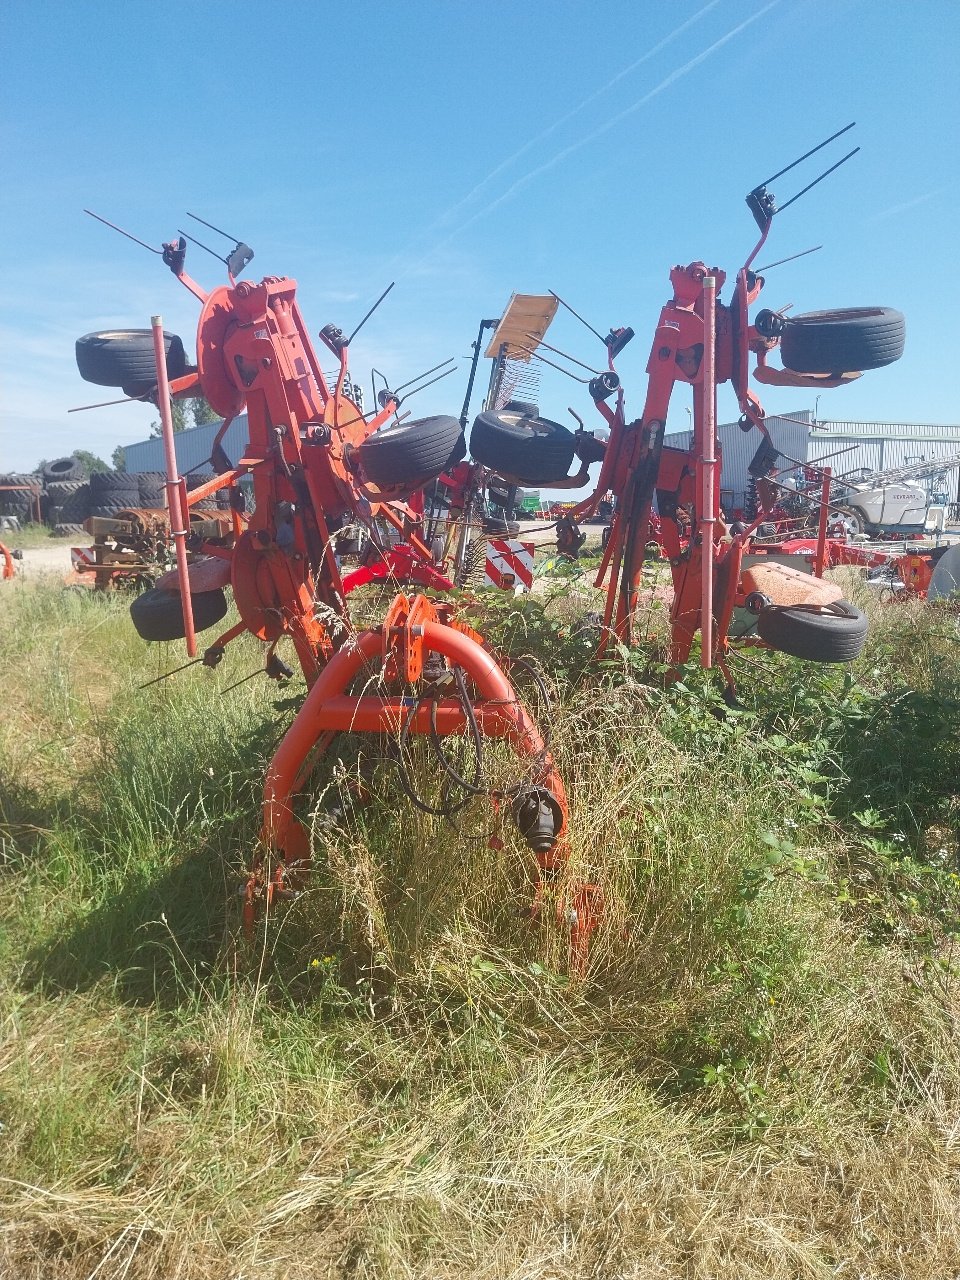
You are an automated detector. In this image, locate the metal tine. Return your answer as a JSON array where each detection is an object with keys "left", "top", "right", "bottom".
[
  {"left": 139, "top": 657, "right": 204, "bottom": 689},
  {"left": 755, "top": 245, "right": 822, "bottom": 272},
  {"left": 178, "top": 228, "right": 228, "bottom": 265},
  {"left": 393, "top": 357, "right": 456, "bottom": 395},
  {"left": 514, "top": 343, "right": 590, "bottom": 384},
  {"left": 84, "top": 208, "right": 162, "bottom": 254},
  {"left": 396, "top": 364, "right": 458, "bottom": 401},
  {"left": 186, "top": 211, "right": 244, "bottom": 243},
  {"left": 757, "top": 122, "right": 856, "bottom": 190},
  {"left": 526, "top": 332, "right": 602, "bottom": 375},
  {"left": 548, "top": 289, "right": 606, "bottom": 344},
  {"left": 347, "top": 282, "right": 395, "bottom": 345},
  {"left": 776, "top": 149, "right": 859, "bottom": 214},
  {"left": 69, "top": 393, "right": 146, "bottom": 413}
]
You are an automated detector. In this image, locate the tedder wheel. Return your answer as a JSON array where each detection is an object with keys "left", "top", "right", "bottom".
[
  {"left": 130, "top": 587, "right": 228, "bottom": 642},
  {"left": 757, "top": 600, "right": 868, "bottom": 662},
  {"left": 780, "top": 307, "right": 905, "bottom": 374},
  {"left": 501, "top": 399, "right": 539, "bottom": 417},
  {"left": 470, "top": 409, "right": 576, "bottom": 484},
  {"left": 355, "top": 415, "right": 464, "bottom": 490},
  {"left": 75, "top": 329, "right": 188, "bottom": 390},
  {"left": 482, "top": 515, "right": 521, "bottom": 538}
]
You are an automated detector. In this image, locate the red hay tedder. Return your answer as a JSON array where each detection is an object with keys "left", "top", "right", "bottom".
[
  {"left": 77, "top": 212, "right": 592, "bottom": 957},
  {"left": 77, "top": 124, "right": 903, "bottom": 965}
]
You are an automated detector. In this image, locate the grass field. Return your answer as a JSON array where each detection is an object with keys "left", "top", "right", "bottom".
[{"left": 1, "top": 571, "right": 958, "bottom": 1278}]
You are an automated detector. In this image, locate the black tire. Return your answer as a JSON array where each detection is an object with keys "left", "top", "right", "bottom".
[
  {"left": 76, "top": 330, "right": 188, "bottom": 390},
  {"left": 482, "top": 516, "right": 521, "bottom": 538},
  {"left": 0, "top": 494, "right": 33, "bottom": 517},
  {"left": 0, "top": 472, "right": 36, "bottom": 487},
  {"left": 138, "top": 489, "right": 166, "bottom": 509},
  {"left": 90, "top": 470, "right": 140, "bottom": 494},
  {"left": 356, "top": 415, "right": 464, "bottom": 488},
  {"left": 780, "top": 307, "right": 905, "bottom": 375},
  {"left": 470, "top": 409, "right": 576, "bottom": 484},
  {"left": 47, "top": 505, "right": 63, "bottom": 527},
  {"left": 137, "top": 471, "right": 168, "bottom": 504},
  {"left": 130, "top": 587, "right": 228, "bottom": 642},
  {"left": 43, "top": 457, "right": 84, "bottom": 483},
  {"left": 89, "top": 505, "right": 140, "bottom": 521},
  {"left": 501, "top": 399, "right": 539, "bottom": 417},
  {"left": 757, "top": 601, "right": 868, "bottom": 662},
  {"left": 53, "top": 523, "right": 86, "bottom": 537},
  {"left": 61, "top": 484, "right": 92, "bottom": 523},
  {"left": 831, "top": 506, "right": 865, "bottom": 537},
  {"left": 46, "top": 479, "right": 83, "bottom": 500}
]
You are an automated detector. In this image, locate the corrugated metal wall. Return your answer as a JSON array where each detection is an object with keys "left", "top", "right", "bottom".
[
  {"left": 807, "top": 421, "right": 960, "bottom": 500},
  {"left": 663, "top": 410, "right": 812, "bottom": 513},
  {"left": 124, "top": 415, "right": 248, "bottom": 474}
]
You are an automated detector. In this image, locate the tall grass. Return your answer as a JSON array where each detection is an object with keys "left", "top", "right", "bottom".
[{"left": 0, "top": 574, "right": 958, "bottom": 1278}]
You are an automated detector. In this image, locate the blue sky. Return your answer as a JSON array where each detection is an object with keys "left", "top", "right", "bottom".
[{"left": 1, "top": 0, "right": 957, "bottom": 476}]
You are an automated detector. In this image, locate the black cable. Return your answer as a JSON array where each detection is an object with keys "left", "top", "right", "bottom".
[
  {"left": 428, "top": 668, "right": 486, "bottom": 795},
  {"left": 395, "top": 689, "right": 473, "bottom": 818}
]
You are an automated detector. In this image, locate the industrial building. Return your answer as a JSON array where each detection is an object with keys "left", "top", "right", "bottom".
[{"left": 662, "top": 411, "right": 960, "bottom": 517}]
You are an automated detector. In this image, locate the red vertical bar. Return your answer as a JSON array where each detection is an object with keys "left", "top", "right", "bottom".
[
  {"left": 151, "top": 315, "right": 197, "bottom": 657},
  {"left": 699, "top": 277, "right": 717, "bottom": 669},
  {"left": 814, "top": 467, "right": 831, "bottom": 578}
]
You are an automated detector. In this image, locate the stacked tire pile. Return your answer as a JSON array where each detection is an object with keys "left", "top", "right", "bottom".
[
  {"left": 0, "top": 472, "right": 41, "bottom": 524},
  {"left": 43, "top": 456, "right": 89, "bottom": 535}
]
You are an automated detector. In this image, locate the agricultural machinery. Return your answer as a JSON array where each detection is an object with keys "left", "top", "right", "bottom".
[
  {"left": 468, "top": 124, "right": 906, "bottom": 686},
  {"left": 77, "top": 213, "right": 593, "bottom": 954}
]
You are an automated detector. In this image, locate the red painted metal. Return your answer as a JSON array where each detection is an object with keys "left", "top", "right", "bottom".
[
  {"left": 0, "top": 542, "right": 15, "bottom": 580},
  {"left": 152, "top": 315, "right": 197, "bottom": 656},
  {"left": 92, "top": 232, "right": 584, "bottom": 963}
]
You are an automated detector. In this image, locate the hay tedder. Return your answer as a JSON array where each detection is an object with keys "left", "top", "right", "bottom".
[
  {"left": 77, "top": 214, "right": 592, "bottom": 954},
  {"left": 469, "top": 124, "right": 905, "bottom": 689},
  {"left": 77, "top": 124, "right": 903, "bottom": 962}
]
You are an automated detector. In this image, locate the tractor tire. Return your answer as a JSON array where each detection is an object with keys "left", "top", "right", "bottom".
[
  {"left": 75, "top": 329, "right": 188, "bottom": 390},
  {"left": 46, "top": 479, "right": 84, "bottom": 500},
  {"left": 470, "top": 409, "right": 576, "bottom": 484},
  {"left": 61, "top": 485, "right": 91, "bottom": 522},
  {"left": 43, "top": 457, "right": 84, "bottom": 483},
  {"left": 757, "top": 600, "right": 868, "bottom": 662},
  {"left": 53, "top": 523, "right": 86, "bottom": 537},
  {"left": 780, "top": 307, "right": 905, "bottom": 374},
  {"left": 501, "top": 399, "right": 539, "bottom": 417},
  {"left": 130, "top": 587, "right": 229, "bottom": 642},
  {"left": 90, "top": 470, "right": 140, "bottom": 493},
  {"left": 0, "top": 472, "right": 36, "bottom": 488},
  {"left": 356, "top": 415, "right": 464, "bottom": 488},
  {"left": 47, "top": 505, "right": 63, "bottom": 527}
]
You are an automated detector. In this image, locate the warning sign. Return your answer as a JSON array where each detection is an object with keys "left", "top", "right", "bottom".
[{"left": 484, "top": 539, "right": 535, "bottom": 592}]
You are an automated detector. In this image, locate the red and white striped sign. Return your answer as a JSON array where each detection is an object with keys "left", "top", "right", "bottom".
[
  {"left": 484, "top": 539, "right": 535, "bottom": 592},
  {"left": 71, "top": 547, "right": 96, "bottom": 571}
]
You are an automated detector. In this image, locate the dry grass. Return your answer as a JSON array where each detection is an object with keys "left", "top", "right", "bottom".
[{"left": 1, "top": 577, "right": 959, "bottom": 1278}]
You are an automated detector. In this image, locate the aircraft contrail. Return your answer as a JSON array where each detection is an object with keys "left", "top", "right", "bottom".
[
  {"left": 402, "top": 0, "right": 723, "bottom": 247},
  {"left": 401, "top": 0, "right": 780, "bottom": 274}
]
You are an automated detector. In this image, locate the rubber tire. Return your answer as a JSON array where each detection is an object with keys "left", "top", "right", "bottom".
[
  {"left": 130, "top": 587, "right": 228, "bottom": 642},
  {"left": 76, "top": 330, "right": 188, "bottom": 390},
  {"left": 61, "top": 485, "right": 92, "bottom": 522},
  {"left": 832, "top": 506, "right": 865, "bottom": 536},
  {"left": 470, "top": 409, "right": 576, "bottom": 484},
  {"left": 53, "top": 523, "right": 86, "bottom": 537},
  {"left": 482, "top": 516, "right": 521, "bottom": 538},
  {"left": 501, "top": 399, "right": 539, "bottom": 417},
  {"left": 89, "top": 497, "right": 141, "bottom": 517},
  {"left": 356, "top": 415, "right": 464, "bottom": 487},
  {"left": 780, "top": 307, "right": 905, "bottom": 374},
  {"left": 43, "top": 457, "right": 84, "bottom": 483},
  {"left": 0, "top": 473, "right": 36, "bottom": 487},
  {"left": 90, "top": 470, "right": 141, "bottom": 493},
  {"left": 757, "top": 601, "right": 868, "bottom": 662},
  {"left": 46, "top": 479, "right": 83, "bottom": 500}
]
